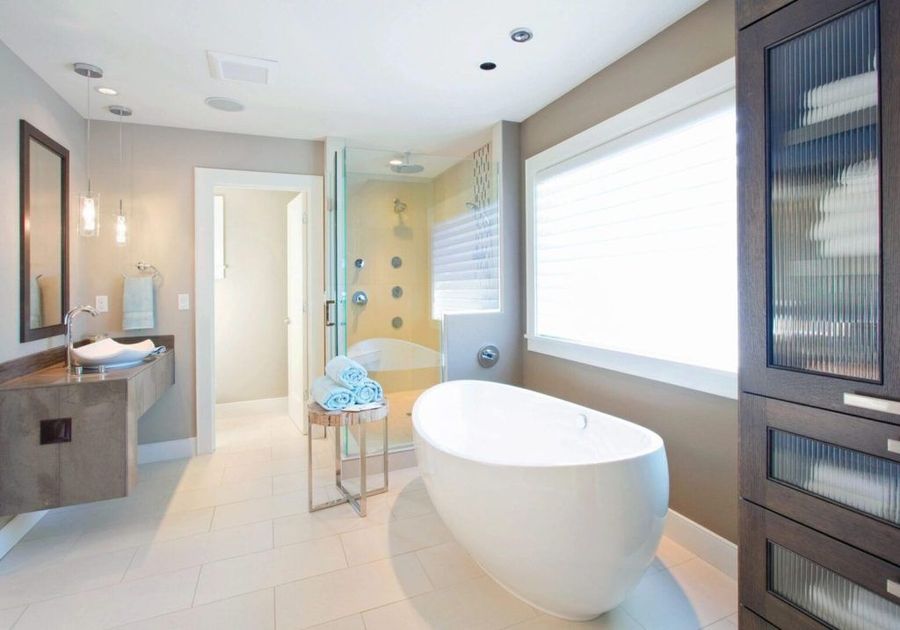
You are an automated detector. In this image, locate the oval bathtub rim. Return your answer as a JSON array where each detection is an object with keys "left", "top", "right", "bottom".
[{"left": 412, "top": 380, "right": 666, "bottom": 469}]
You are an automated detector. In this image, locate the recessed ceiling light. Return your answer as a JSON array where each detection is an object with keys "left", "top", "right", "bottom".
[
  {"left": 480, "top": 62, "right": 497, "bottom": 71},
  {"left": 389, "top": 158, "right": 404, "bottom": 166},
  {"left": 96, "top": 86, "right": 118, "bottom": 96},
  {"left": 108, "top": 105, "right": 132, "bottom": 117},
  {"left": 205, "top": 96, "right": 244, "bottom": 112},
  {"left": 510, "top": 28, "right": 533, "bottom": 43}
]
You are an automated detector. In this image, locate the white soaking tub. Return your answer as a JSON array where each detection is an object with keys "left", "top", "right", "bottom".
[{"left": 412, "top": 380, "right": 668, "bottom": 620}]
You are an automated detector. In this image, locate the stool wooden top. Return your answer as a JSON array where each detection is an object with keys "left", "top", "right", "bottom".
[{"left": 307, "top": 402, "right": 389, "bottom": 427}]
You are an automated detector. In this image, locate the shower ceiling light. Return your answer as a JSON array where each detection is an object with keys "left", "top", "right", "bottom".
[
  {"left": 389, "top": 158, "right": 404, "bottom": 166},
  {"left": 96, "top": 86, "right": 118, "bottom": 96},
  {"left": 510, "top": 28, "right": 533, "bottom": 43}
]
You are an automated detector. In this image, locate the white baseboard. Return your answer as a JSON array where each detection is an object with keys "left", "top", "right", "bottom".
[
  {"left": 215, "top": 396, "right": 287, "bottom": 419},
  {"left": 664, "top": 508, "right": 738, "bottom": 580},
  {"left": 138, "top": 437, "right": 197, "bottom": 464},
  {"left": 0, "top": 511, "right": 47, "bottom": 560}
]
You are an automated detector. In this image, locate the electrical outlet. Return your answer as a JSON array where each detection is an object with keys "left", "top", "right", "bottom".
[
  {"left": 95, "top": 295, "right": 109, "bottom": 313},
  {"left": 178, "top": 293, "right": 190, "bottom": 311}
]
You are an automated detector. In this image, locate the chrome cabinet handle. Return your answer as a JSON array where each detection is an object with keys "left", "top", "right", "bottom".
[
  {"left": 888, "top": 579, "right": 900, "bottom": 599},
  {"left": 843, "top": 393, "right": 900, "bottom": 416}
]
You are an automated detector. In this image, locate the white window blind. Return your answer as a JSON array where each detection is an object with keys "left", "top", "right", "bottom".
[
  {"left": 528, "top": 68, "right": 737, "bottom": 395},
  {"left": 431, "top": 201, "right": 500, "bottom": 319}
]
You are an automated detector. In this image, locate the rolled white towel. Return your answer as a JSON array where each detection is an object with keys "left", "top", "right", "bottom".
[
  {"left": 326, "top": 355, "right": 367, "bottom": 388},
  {"left": 804, "top": 70, "right": 877, "bottom": 109}
]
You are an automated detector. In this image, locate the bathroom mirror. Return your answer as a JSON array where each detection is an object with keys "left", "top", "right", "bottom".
[{"left": 20, "top": 120, "right": 69, "bottom": 342}]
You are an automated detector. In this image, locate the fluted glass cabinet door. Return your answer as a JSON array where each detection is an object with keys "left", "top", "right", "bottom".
[
  {"left": 739, "top": 0, "right": 900, "bottom": 420},
  {"left": 768, "top": 2, "right": 880, "bottom": 381}
]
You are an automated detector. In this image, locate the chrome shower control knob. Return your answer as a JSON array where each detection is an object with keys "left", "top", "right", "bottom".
[
  {"left": 477, "top": 344, "right": 500, "bottom": 368},
  {"left": 352, "top": 291, "right": 368, "bottom": 305}
]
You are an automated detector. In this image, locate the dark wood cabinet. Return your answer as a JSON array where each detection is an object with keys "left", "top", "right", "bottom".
[{"left": 738, "top": 0, "right": 900, "bottom": 627}]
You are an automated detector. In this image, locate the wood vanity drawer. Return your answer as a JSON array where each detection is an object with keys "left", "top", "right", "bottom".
[
  {"left": 741, "top": 394, "right": 899, "bottom": 564},
  {"left": 740, "top": 500, "right": 900, "bottom": 629}
]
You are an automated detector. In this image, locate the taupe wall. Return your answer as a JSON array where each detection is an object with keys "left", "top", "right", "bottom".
[
  {"left": 519, "top": 0, "right": 738, "bottom": 542},
  {"left": 80, "top": 122, "right": 323, "bottom": 444},
  {"left": 214, "top": 188, "right": 297, "bottom": 405},
  {"left": 0, "top": 41, "right": 85, "bottom": 363}
]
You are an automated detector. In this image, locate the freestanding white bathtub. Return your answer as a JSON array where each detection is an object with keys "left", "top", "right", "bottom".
[{"left": 413, "top": 380, "right": 669, "bottom": 620}]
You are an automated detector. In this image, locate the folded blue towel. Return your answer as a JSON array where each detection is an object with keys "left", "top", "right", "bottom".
[
  {"left": 311, "top": 375, "right": 353, "bottom": 411},
  {"left": 352, "top": 378, "right": 383, "bottom": 405},
  {"left": 325, "top": 355, "right": 367, "bottom": 388}
]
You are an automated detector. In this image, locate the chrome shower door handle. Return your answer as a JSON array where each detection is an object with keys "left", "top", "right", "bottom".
[{"left": 324, "top": 300, "right": 336, "bottom": 327}]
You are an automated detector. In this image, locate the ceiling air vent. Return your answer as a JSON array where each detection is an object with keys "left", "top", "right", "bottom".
[{"left": 207, "top": 51, "right": 278, "bottom": 85}]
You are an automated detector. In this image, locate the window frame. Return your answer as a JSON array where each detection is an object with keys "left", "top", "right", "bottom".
[{"left": 524, "top": 58, "right": 738, "bottom": 399}]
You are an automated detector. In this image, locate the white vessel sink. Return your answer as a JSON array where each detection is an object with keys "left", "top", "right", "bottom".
[{"left": 72, "top": 338, "right": 157, "bottom": 370}]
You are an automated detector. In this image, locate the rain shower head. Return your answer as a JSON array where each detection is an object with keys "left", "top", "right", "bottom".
[
  {"left": 390, "top": 152, "right": 424, "bottom": 174},
  {"left": 394, "top": 198, "right": 407, "bottom": 214}
]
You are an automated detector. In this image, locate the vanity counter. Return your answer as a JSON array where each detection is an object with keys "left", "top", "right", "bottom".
[{"left": 0, "top": 336, "right": 176, "bottom": 515}]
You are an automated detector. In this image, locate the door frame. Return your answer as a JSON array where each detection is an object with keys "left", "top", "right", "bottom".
[{"left": 194, "top": 168, "right": 324, "bottom": 455}]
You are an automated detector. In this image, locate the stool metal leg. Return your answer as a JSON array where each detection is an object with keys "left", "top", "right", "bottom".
[{"left": 359, "top": 423, "right": 367, "bottom": 517}]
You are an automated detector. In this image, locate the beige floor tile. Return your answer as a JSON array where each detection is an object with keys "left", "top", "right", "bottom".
[
  {"left": 306, "top": 615, "right": 366, "bottom": 630},
  {"left": 339, "top": 512, "right": 451, "bottom": 566},
  {"left": 220, "top": 457, "right": 307, "bottom": 485},
  {"left": 623, "top": 558, "right": 738, "bottom": 630},
  {"left": 0, "top": 547, "right": 135, "bottom": 609},
  {"left": 211, "top": 490, "right": 309, "bottom": 530},
  {"left": 0, "top": 606, "right": 25, "bottom": 630},
  {"left": 164, "top": 476, "right": 272, "bottom": 513},
  {"left": 205, "top": 447, "right": 273, "bottom": 468},
  {"left": 124, "top": 520, "right": 273, "bottom": 581},
  {"left": 13, "top": 566, "right": 200, "bottom": 630},
  {"left": 273, "top": 511, "right": 341, "bottom": 547},
  {"left": 0, "top": 533, "right": 80, "bottom": 576},
  {"left": 116, "top": 588, "right": 275, "bottom": 629},
  {"left": 362, "top": 574, "right": 537, "bottom": 630},
  {"left": 506, "top": 608, "right": 642, "bottom": 629},
  {"left": 415, "top": 540, "right": 484, "bottom": 589},
  {"left": 194, "top": 535, "right": 346, "bottom": 605},
  {"left": 274, "top": 553, "right": 433, "bottom": 629},
  {"left": 67, "top": 508, "right": 215, "bottom": 559},
  {"left": 646, "top": 536, "right": 696, "bottom": 575},
  {"left": 702, "top": 612, "right": 738, "bottom": 629}
]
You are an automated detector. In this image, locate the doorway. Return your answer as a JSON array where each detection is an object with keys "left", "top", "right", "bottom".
[{"left": 194, "top": 169, "right": 324, "bottom": 455}]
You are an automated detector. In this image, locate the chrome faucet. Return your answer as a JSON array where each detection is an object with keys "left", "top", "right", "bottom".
[{"left": 64, "top": 305, "right": 98, "bottom": 374}]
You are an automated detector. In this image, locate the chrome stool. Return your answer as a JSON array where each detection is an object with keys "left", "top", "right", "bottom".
[{"left": 307, "top": 401, "right": 389, "bottom": 517}]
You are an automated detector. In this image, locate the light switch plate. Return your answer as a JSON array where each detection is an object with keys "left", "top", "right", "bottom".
[
  {"left": 95, "top": 295, "right": 109, "bottom": 313},
  {"left": 178, "top": 293, "right": 190, "bottom": 311}
]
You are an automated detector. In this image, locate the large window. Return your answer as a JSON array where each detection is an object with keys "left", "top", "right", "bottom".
[{"left": 525, "top": 60, "right": 737, "bottom": 398}]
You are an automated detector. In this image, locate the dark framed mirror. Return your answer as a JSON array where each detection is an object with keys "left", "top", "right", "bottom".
[{"left": 20, "top": 120, "right": 69, "bottom": 342}]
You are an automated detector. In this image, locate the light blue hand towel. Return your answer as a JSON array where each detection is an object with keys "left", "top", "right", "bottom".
[
  {"left": 123, "top": 276, "right": 155, "bottom": 330},
  {"left": 312, "top": 375, "right": 353, "bottom": 411},
  {"left": 325, "top": 355, "right": 367, "bottom": 388},
  {"left": 352, "top": 378, "right": 383, "bottom": 405},
  {"left": 30, "top": 275, "right": 43, "bottom": 329}
]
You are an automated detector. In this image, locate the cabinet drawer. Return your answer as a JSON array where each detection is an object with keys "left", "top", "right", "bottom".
[
  {"left": 741, "top": 394, "right": 899, "bottom": 564},
  {"left": 740, "top": 501, "right": 900, "bottom": 629}
]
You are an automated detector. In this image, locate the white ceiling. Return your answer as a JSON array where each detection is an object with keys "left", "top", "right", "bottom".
[{"left": 0, "top": 0, "right": 705, "bottom": 156}]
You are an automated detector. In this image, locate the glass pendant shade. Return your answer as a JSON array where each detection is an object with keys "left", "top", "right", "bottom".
[
  {"left": 115, "top": 204, "right": 127, "bottom": 246},
  {"left": 78, "top": 192, "right": 100, "bottom": 237}
]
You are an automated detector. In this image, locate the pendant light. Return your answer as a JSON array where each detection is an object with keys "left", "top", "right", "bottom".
[
  {"left": 74, "top": 62, "right": 103, "bottom": 238},
  {"left": 109, "top": 105, "right": 132, "bottom": 247}
]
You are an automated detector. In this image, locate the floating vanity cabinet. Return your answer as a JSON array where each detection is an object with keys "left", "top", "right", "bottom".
[
  {"left": 737, "top": 0, "right": 900, "bottom": 627},
  {"left": 0, "top": 339, "right": 174, "bottom": 515}
]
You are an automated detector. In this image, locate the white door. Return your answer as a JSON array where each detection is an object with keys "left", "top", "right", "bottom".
[{"left": 286, "top": 193, "right": 306, "bottom": 431}]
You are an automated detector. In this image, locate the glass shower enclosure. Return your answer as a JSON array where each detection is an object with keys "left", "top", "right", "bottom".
[{"left": 329, "top": 145, "right": 498, "bottom": 458}]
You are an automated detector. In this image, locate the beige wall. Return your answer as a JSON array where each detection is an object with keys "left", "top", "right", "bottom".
[
  {"left": 519, "top": 0, "right": 738, "bottom": 542},
  {"left": 0, "top": 41, "right": 85, "bottom": 363},
  {"left": 80, "top": 122, "right": 323, "bottom": 444},
  {"left": 214, "top": 188, "right": 297, "bottom": 404}
]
